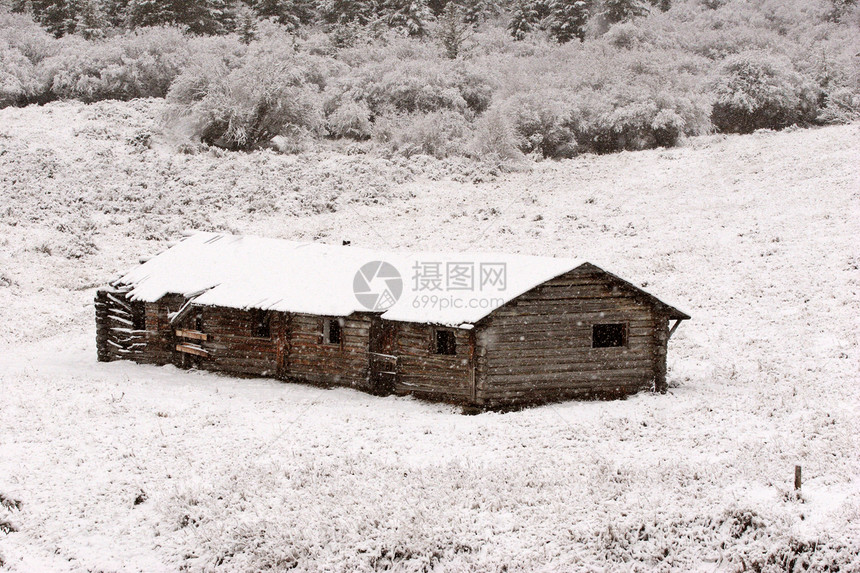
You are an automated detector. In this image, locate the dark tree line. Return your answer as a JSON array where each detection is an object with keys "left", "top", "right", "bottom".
[
  {"left": 11, "top": 0, "right": 663, "bottom": 39},
  {"left": 508, "top": 0, "right": 662, "bottom": 43}
]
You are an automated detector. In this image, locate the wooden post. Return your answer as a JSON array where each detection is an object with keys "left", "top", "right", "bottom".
[
  {"left": 795, "top": 465, "right": 802, "bottom": 491},
  {"left": 654, "top": 316, "right": 669, "bottom": 393}
]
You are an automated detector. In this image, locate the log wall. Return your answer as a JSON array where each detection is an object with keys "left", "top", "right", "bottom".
[
  {"left": 393, "top": 323, "right": 474, "bottom": 402},
  {"left": 475, "top": 266, "right": 664, "bottom": 406},
  {"left": 187, "top": 306, "right": 280, "bottom": 377},
  {"left": 97, "top": 292, "right": 373, "bottom": 390},
  {"left": 141, "top": 294, "right": 186, "bottom": 366},
  {"left": 286, "top": 313, "right": 373, "bottom": 390}
]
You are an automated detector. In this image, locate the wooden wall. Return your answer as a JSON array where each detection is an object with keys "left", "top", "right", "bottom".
[
  {"left": 187, "top": 306, "right": 280, "bottom": 377},
  {"left": 475, "top": 266, "right": 664, "bottom": 406},
  {"left": 393, "top": 323, "right": 474, "bottom": 402},
  {"left": 287, "top": 313, "right": 373, "bottom": 390},
  {"left": 98, "top": 292, "right": 373, "bottom": 389},
  {"left": 139, "top": 294, "right": 185, "bottom": 365}
]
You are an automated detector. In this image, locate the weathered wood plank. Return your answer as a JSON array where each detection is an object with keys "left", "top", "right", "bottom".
[
  {"left": 175, "top": 329, "right": 208, "bottom": 341},
  {"left": 176, "top": 344, "right": 208, "bottom": 357}
]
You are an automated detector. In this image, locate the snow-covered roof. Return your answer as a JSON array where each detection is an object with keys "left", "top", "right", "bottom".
[{"left": 115, "top": 232, "right": 687, "bottom": 326}]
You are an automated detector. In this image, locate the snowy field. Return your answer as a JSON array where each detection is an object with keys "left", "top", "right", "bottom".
[{"left": 0, "top": 100, "right": 858, "bottom": 571}]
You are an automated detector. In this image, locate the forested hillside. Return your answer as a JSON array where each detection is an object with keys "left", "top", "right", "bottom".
[{"left": 2, "top": 0, "right": 858, "bottom": 162}]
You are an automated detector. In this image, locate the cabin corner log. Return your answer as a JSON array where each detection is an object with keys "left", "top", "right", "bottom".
[
  {"left": 96, "top": 289, "right": 143, "bottom": 361},
  {"left": 654, "top": 316, "right": 670, "bottom": 393}
]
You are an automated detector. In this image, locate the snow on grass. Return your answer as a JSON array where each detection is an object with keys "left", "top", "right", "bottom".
[{"left": 0, "top": 100, "right": 858, "bottom": 571}]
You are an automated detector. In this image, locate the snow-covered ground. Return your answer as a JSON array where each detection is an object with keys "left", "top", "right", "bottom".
[{"left": 0, "top": 100, "right": 858, "bottom": 571}]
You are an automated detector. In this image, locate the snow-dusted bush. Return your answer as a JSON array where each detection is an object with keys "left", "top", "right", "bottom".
[
  {"left": 498, "top": 93, "right": 576, "bottom": 158},
  {"left": 327, "top": 99, "right": 373, "bottom": 140},
  {"left": 602, "top": 21, "right": 654, "bottom": 49},
  {"left": 163, "top": 21, "right": 332, "bottom": 151},
  {"left": 333, "top": 49, "right": 494, "bottom": 119},
  {"left": 165, "top": 46, "right": 326, "bottom": 150},
  {"left": 565, "top": 86, "right": 711, "bottom": 153},
  {"left": 376, "top": 110, "right": 470, "bottom": 158},
  {"left": 0, "top": 44, "right": 43, "bottom": 106},
  {"left": 466, "top": 107, "right": 526, "bottom": 169},
  {"left": 0, "top": 9, "right": 57, "bottom": 65},
  {"left": 0, "top": 9, "right": 56, "bottom": 106},
  {"left": 348, "top": 60, "right": 470, "bottom": 115},
  {"left": 43, "top": 26, "right": 193, "bottom": 102},
  {"left": 456, "top": 68, "right": 494, "bottom": 115},
  {"left": 711, "top": 51, "right": 819, "bottom": 133},
  {"left": 816, "top": 86, "right": 860, "bottom": 125}
]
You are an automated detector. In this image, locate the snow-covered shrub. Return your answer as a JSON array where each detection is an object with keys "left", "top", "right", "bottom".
[
  {"left": 466, "top": 107, "right": 526, "bottom": 169},
  {"left": 0, "top": 9, "right": 57, "bottom": 65},
  {"left": 0, "top": 45, "right": 42, "bottom": 106},
  {"left": 377, "top": 110, "right": 470, "bottom": 158},
  {"left": 565, "top": 87, "right": 710, "bottom": 152},
  {"left": 711, "top": 52, "right": 819, "bottom": 133},
  {"left": 351, "top": 60, "right": 470, "bottom": 115},
  {"left": 0, "top": 9, "right": 55, "bottom": 106},
  {"left": 165, "top": 46, "right": 326, "bottom": 151},
  {"left": 816, "top": 86, "right": 860, "bottom": 125},
  {"left": 455, "top": 69, "right": 494, "bottom": 115},
  {"left": 43, "top": 26, "right": 194, "bottom": 102},
  {"left": 602, "top": 21, "right": 654, "bottom": 49},
  {"left": 327, "top": 99, "right": 372, "bottom": 140},
  {"left": 333, "top": 46, "right": 494, "bottom": 119},
  {"left": 126, "top": 128, "right": 153, "bottom": 150},
  {"left": 498, "top": 93, "right": 576, "bottom": 158}
]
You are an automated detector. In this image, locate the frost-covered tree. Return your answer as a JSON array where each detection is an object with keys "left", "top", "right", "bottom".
[
  {"left": 508, "top": 0, "right": 549, "bottom": 40},
  {"left": 382, "top": 0, "right": 433, "bottom": 36},
  {"left": 17, "top": 0, "right": 77, "bottom": 36},
  {"left": 509, "top": 0, "right": 589, "bottom": 43},
  {"left": 547, "top": 0, "right": 590, "bottom": 43},
  {"left": 126, "top": 0, "right": 232, "bottom": 34},
  {"left": 102, "top": 0, "right": 129, "bottom": 26},
  {"left": 252, "top": 0, "right": 316, "bottom": 29},
  {"left": 427, "top": 0, "right": 497, "bottom": 22},
  {"left": 319, "top": 0, "right": 378, "bottom": 25},
  {"left": 436, "top": 1, "right": 472, "bottom": 57},
  {"left": 234, "top": 3, "right": 257, "bottom": 42},
  {"left": 459, "top": 0, "right": 495, "bottom": 25},
  {"left": 599, "top": 0, "right": 648, "bottom": 25},
  {"left": 125, "top": 0, "right": 172, "bottom": 28},
  {"left": 74, "top": 0, "right": 107, "bottom": 38}
]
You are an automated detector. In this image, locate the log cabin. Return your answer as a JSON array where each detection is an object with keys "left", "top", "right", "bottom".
[{"left": 95, "top": 232, "right": 689, "bottom": 407}]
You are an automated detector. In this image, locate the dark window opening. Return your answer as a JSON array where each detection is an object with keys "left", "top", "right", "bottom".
[
  {"left": 131, "top": 305, "right": 145, "bottom": 331},
  {"left": 593, "top": 323, "right": 626, "bottom": 348},
  {"left": 435, "top": 330, "right": 456, "bottom": 355},
  {"left": 325, "top": 319, "right": 342, "bottom": 345},
  {"left": 194, "top": 313, "right": 203, "bottom": 332},
  {"left": 252, "top": 310, "right": 270, "bottom": 338}
]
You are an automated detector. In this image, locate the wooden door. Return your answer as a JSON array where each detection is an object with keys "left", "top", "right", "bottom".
[{"left": 369, "top": 319, "right": 398, "bottom": 395}]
